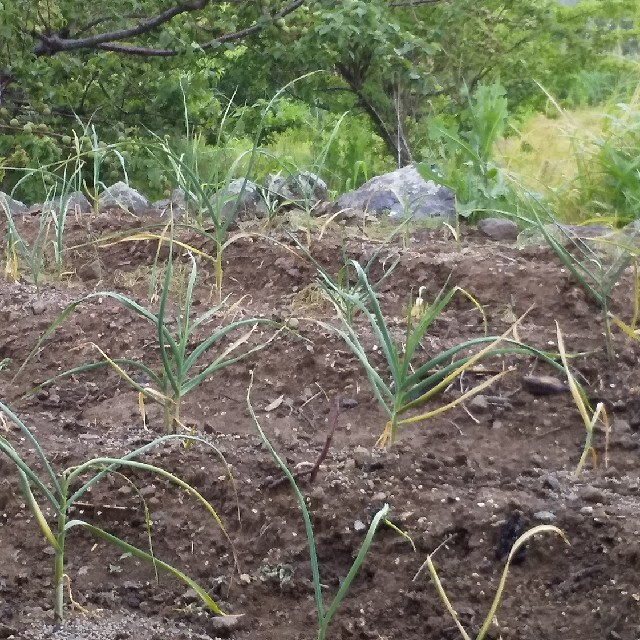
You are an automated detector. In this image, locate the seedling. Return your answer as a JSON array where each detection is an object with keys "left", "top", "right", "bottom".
[
  {"left": 556, "top": 322, "right": 610, "bottom": 477},
  {"left": 248, "top": 378, "right": 396, "bottom": 640},
  {"left": 18, "top": 245, "right": 279, "bottom": 433},
  {"left": 535, "top": 217, "right": 632, "bottom": 359},
  {"left": 288, "top": 231, "right": 400, "bottom": 326},
  {"left": 0, "top": 401, "right": 235, "bottom": 623},
  {"left": 319, "top": 260, "right": 572, "bottom": 446},
  {"left": 417, "top": 525, "right": 569, "bottom": 640}
]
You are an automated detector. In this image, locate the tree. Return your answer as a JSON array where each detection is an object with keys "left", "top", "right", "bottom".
[{"left": 1, "top": 0, "right": 638, "bottom": 197}]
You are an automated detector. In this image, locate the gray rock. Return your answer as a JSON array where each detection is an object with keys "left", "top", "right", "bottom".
[
  {"left": 612, "top": 418, "right": 631, "bottom": 434},
  {"left": 43, "top": 191, "right": 92, "bottom": 215},
  {"left": 542, "top": 473, "right": 561, "bottom": 492},
  {"left": 208, "top": 614, "right": 245, "bottom": 637},
  {"left": 0, "top": 191, "right": 28, "bottom": 216},
  {"left": 580, "top": 485, "right": 606, "bottom": 504},
  {"left": 78, "top": 259, "right": 102, "bottom": 281},
  {"left": 213, "top": 178, "right": 268, "bottom": 222},
  {"left": 468, "top": 394, "right": 490, "bottom": 412},
  {"left": 99, "top": 181, "right": 150, "bottom": 214},
  {"left": 533, "top": 510, "right": 557, "bottom": 523},
  {"left": 152, "top": 187, "right": 187, "bottom": 219},
  {"left": 517, "top": 223, "right": 613, "bottom": 248},
  {"left": 478, "top": 217, "right": 519, "bottom": 241},
  {"left": 334, "top": 165, "right": 455, "bottom": 221},
  {"left": 266, "top": 171, "right": 328, "bottom": 205}
]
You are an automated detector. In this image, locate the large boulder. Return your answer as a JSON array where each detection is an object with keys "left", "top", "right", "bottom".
[
  {"left": 152, "top": 188, "right": 188, "bottom": 219},
  {"left": 265, "top": 171, "right": 328, "bottom": 205},
  {"left": 334, "top": 165, "right": 455, "bottom": 221},
  {"left": 43, "top": 191, "right": 92, "bottom": 215},
  {"left": 99, "top": 182, "right": 150, "bottom": 214},
  {"left": 0, "top": 191, "right": 28, "bottom": 216},
  {"left": 212, "top": 178, "right": 268, "bottom": 222}
]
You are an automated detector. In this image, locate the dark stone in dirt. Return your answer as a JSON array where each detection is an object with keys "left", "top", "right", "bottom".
[
  {"left": 522, "top": 375, "right": 569, "bottom": 396},
  {"left": 0, "top": 624, "right": 17, "bottom": 639},
  {"left": 495, "top": 511, "right": 528, "bottom": 563},
  {"left": 542, "top": 473, "right": 562, "bottom": 492},
  {"left": 580, "top": 486, "right": 606, "bottom": 504},
  {"left": 353, "top": 445, "right": 371, "bottom": 468},
  {"left": 530, "top": 453, "right": 544, "bottom": 467},
  {"left": 78, "top": 259, "right": 102, "bottom": 281},
  {"left": 478, "top": 217, "right": 519, "bottom": 241}
]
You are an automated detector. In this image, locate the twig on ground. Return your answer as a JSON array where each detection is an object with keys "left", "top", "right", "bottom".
[{"left": 263, "top": 397, "right": 341, "bottom": 488}]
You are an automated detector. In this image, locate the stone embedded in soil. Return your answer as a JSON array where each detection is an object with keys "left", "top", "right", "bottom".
[
  {"left": 353, "top": 445, "right": 371, "bottom": 468},
  {"left": 533, "top": 510, "right": 557, "bottom": 523},
  {"left": 478, "top": 217, "right": 519, "bottom": 241},
  {"left": 612, "top": 418, "right": 631, "bottom": 434},
  {"left": 580, "top": 486, "right": 606, "bottom": 504},
  {"left": 468, "top": 394, "right": 490, "bottom": 412},
  {"left": 0, "top": 623, "right": 17, "bottom": 638},
  {"left": 208, "top": 615, "right": 244, "bottom": 637},
  {"left": 542, "top": 473, "right": 561, "bottom": 492},
  {"left": 522, "top": 375, "right": 569, "bottom": 396},
  {"left": 78, "top": 259, "right": 102, "bottom": 281}
]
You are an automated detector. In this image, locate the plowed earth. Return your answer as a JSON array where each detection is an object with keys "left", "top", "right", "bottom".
[{"left": 0, "top": 210, "right": 639, "bottom": 640}]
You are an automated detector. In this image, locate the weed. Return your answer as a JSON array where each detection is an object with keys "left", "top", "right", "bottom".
[{"left": 420, "top": 81, "right": 514, "bottom": 221}]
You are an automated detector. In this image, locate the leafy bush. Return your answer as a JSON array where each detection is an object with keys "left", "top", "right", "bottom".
[{"left": 419, "top": 82, "right": 517, "bottom": 221}]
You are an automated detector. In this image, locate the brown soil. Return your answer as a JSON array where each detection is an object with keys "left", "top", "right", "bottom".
[{"left": 0, "top": 210, "right": 639, "bottom": 640}]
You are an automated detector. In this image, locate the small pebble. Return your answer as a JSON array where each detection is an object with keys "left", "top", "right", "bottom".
[
  {"left": 580, "top": 486, "right": 606, "bottom": 504},
  {"left": 353, "top": 520, "right": 366, "bottom": 532},
  {"left": 533, "top": 510, "right": 557, "bottom": 523}
]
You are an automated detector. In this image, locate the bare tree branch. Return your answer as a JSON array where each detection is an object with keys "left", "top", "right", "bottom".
[
  {"left": 32, "top": 0, "right": 212, "bottom": 56},
  {"left": 201, "top": 0, "right": 306, "bottom": 48},
  {"left": 30, "top": 0, "right": 308, "bottom": 58}
]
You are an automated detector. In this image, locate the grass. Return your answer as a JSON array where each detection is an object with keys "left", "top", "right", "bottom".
[{"left": 496, "top": 108, "right": 608, "bottom": 199}]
